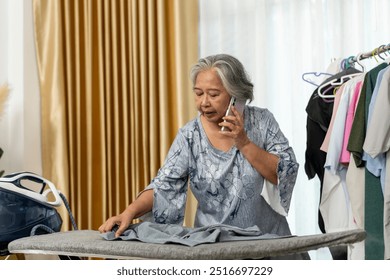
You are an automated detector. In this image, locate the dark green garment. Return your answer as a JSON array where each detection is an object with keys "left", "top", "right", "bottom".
[
  {"left": 347, "top": 74, "right": 368, "bottom": 167},
  {"left": 347, "top": 63, "right": 388, "bottom": 166},
  {"left": 364, "top": 63, "right": 387, "bottom": 260},
  {"left": 348, "top": 63, "right": 387, "bottom": 259},
  {"left": 365, "top": 170, "right": 384, "bottom": 259}
]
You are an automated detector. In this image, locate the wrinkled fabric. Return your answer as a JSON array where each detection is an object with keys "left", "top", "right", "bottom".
[{"left": 100, "top": 222, "right": 292, "bottom": 247}]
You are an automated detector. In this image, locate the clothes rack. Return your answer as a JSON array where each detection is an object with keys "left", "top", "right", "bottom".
[
  {"left": 346, "top": 44, "right": 390, "bottom": 65},
  {"left": 302, "top": 44, "right": 390, "bottom": 87},
  {"left": 305, "top": 43, "right": 390, "bottom": 259},
  {"left": 315, "top": 43, "right": 390, "bottom": 98}
]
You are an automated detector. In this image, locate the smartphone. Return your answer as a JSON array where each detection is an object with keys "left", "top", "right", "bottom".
[{"left": 221, "top": 97, "right": 246, "bottom": 131}]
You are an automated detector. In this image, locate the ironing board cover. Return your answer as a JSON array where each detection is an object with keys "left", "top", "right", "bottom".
[{"left": 8, "top": 229, "right": 365, "bottom": 259}]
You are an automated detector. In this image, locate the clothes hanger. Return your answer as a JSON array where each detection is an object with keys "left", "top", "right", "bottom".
[
  {"left": 317, "top": 83, "right": 338, "bottom": 102},
  {"left": 355, "top": 52, "right": 365, "bottom": 72},
  {"left": 385, "top": 44, "right": 390, "bottom": 63},
  {"left": 340, "top": 59, "right": 346, "bottom": 70},
  {"left": 345, "top": 56, "right": 355, "bottom": 69},
  {"left": 316, "top": 54, "right": 362, "bottom": 99},
  {"left": 371, "top": 49, "right": 379, "bottom": 63},
  {"left": 376, "top": 46, "right": 386, "bottom": 61},
  {"left": 319, "top": 85, "right": 340, "bottom": 103},
  {"left": 317, "top": 73, "right": 361, "bottom": 99},
  {"left": 301, "top": 72, "right": 333, "bottom": 87}
]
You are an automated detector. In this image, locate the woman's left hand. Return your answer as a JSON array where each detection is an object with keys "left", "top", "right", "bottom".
[{"left": 219, "top": 106, "right": 250, "bottom": 149}]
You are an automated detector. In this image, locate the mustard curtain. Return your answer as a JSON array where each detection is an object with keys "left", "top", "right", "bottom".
[{"left": 32, "top": 0, "right": 198, "bottom": 230}]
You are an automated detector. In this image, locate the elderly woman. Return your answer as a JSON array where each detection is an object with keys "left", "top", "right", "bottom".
[{"left": 99, "top": 54, "right": 299, "bottom": 242}]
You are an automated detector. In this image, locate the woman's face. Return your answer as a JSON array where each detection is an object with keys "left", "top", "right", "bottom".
[{"left": 193, "top": 69, "right": 231, "bottom": 124}]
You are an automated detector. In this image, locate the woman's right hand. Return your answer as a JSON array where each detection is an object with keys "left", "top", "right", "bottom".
[
  {"left": 98, "top": 209, "right": 135, "bottom": 238},
  {"left": 98, "top": 189, "right": 154, "bottom": 238}
]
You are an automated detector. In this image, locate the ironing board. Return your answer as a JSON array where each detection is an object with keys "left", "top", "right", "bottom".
[{"left": 8, "top": 229, "right": 365, "bottom": 259}]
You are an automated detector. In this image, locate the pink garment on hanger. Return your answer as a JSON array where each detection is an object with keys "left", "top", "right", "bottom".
[
  {"left": 339, "top": 81, "right": 363, "bottom": 164},
  {"left": 320, "top": 84, "right": 345, "bottom": 153}
]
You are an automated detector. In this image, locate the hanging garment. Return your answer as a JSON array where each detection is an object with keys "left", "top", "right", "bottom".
[
  {"left": 323, "top": 76, "right": 365, "bottom": 258},
  {"left": 320, "top": 85, "right": 345, "bottom": 153},
  {"left": 363, "top": 66, "right": 389, "bottom": 193},
  {"left": 321, "top": 79, "right": 358, "bottom": 233},
  {"left": 348, "top": 62, "right": 388, "bottom": 260},
  {"left": 363, "top": 65, "right": 390, "bottom": 259},
  {"left": 346, "top": 156, "right": 365, "bottom": 259},
  {"left": 305, "top": 68, "right": 361, "bottom": 234},
  {"left": 348, "top": 63, "right": 388, "bottom": 166},
  {"left": 340, "top": 80, "right": 364, "bottom": 164},
  {"left": 340, "top": 79, "right": 365, "bottom": 259},
  {"left": 342, "top": 79, "right": 365, "bottom": 259}
]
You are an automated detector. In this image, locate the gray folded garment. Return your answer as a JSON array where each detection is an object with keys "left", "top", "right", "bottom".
[{"left": 100, "top": 222, "right": 293, "bottom": 247}]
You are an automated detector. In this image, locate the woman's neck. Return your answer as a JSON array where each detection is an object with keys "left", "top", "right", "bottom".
[
  {"left": 200, "top": 115, "right": 222, "bottom": 132},
  {"left": 200, "top": 115, "right": 234, "bottom": 152}
]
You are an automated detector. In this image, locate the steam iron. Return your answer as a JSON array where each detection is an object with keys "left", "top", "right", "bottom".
[{"left": 0, "top": 172, "right": 63, "bottom": 256}]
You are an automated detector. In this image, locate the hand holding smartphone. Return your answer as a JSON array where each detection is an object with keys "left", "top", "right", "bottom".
[{"left": 221, "top": 97, "right": 246, "bottom": 131}]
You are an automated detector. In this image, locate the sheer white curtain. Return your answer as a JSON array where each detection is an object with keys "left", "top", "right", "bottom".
[
  {"left": 199, "top": 0, "right": 390, "bottom": 259},
  {"left": 0, "top": 0, "right": 42, "bottom": 175}
]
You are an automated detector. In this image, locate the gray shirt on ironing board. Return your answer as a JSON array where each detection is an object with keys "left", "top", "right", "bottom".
[{"left": 144, "top": 105, "right": 298, "bottom": 236}]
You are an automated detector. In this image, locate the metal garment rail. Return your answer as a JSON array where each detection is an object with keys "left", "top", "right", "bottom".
[{"left": 346, "top": 43, "right": 390, "bottom": 64}]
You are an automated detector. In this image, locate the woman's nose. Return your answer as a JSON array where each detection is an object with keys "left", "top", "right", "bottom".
[{"left": 201, "top": 94, "right": 209, "bottom": 106}]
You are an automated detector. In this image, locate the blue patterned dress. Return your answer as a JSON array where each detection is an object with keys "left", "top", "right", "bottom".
[{"left": 144, "top": 106, "right": 299, "bottom": 236}]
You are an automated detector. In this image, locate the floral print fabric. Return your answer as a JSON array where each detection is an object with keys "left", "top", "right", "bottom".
[{"left": 145, "top": 106, "right": 298, "bottom": 235}]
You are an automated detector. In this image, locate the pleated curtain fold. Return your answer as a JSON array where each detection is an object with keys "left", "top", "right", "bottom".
[{"left": 32, "top": 0, "right": 198, "bottom": 230}]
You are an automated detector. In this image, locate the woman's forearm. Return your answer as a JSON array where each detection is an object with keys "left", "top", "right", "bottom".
[{"left": 124, "top": 189, "right": 154, "bottom": 219}]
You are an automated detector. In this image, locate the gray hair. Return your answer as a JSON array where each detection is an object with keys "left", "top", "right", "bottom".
[{"left": 190, "top": 54, "right": 254, "bottom": 102}]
